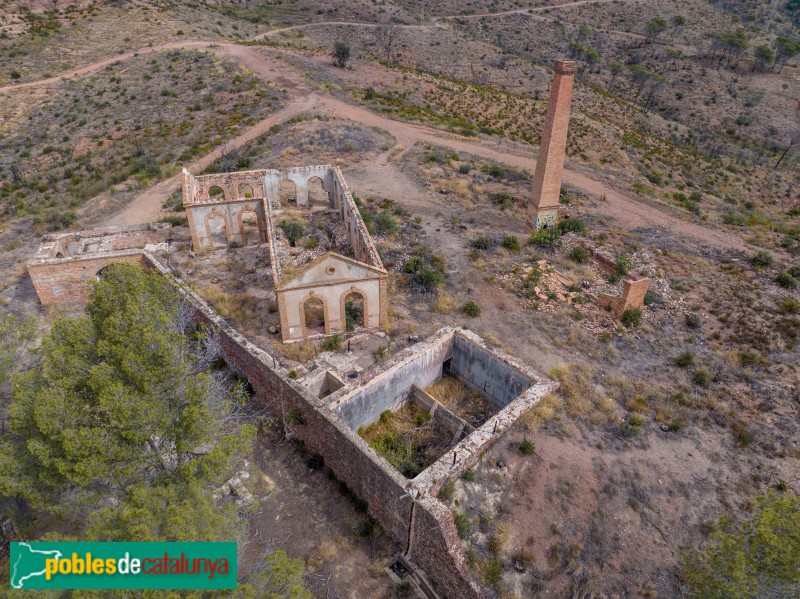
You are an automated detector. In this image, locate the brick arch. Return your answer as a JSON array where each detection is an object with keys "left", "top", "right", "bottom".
[
  {"left": 300, "top": 292, "right": 331, "bottom": 338},
  {"left": 235, "top": 204, "right": 264, "bottom": 245},
  {"left": 340, "top": 285, "right": 370, "bottom": 332},
  {"left": 204, "top": 183, "right": 230, "bottom": 202},
  {"left": 205, "top": 208, "right": 230, "bottom": 247}
]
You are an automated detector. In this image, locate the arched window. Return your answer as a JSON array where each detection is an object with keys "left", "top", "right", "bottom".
[
  {"left": 238, "top": 183, "right": 254, "bottom": 199},
  {"left": 239, "top": 209, "right": 261, "bottom": 245},
  {"left": 208, "top": 185, "right": 225, "bottom": 200}
]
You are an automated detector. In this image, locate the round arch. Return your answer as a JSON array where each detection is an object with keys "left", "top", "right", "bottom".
[
  {"left": 300, "top": 292, "right": 330, "bottom": 338},
  {"left": 340, "top": 286, "right": 370, "bottom": 332}
]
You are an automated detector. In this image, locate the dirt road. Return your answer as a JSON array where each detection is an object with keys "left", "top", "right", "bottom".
[{"left": 1, "top": 25, "right": 748, "bottom": 251}]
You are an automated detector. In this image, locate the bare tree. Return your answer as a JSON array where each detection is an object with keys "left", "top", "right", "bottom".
[{"left": 373, "top": 23, "right": 403, "bottom": 66}]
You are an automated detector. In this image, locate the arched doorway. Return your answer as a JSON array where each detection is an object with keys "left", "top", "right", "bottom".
[
  {"left": 308, "top": 176, "right": 329, "bottom": 207},
  {"left": 239, "top": 208, "right": 261, "bottom": 245},
  {"left": 95, "top": 264, "right": 114, "bottom": 281},
  {"left": 342, "top": 290, "right": 365, "bottom": 331},
  {"left": 206, "top": 211, "right": 228, "bottom": 247},
  {"left": 238, "top": 183, "right": 255, "bottom": 199},
  {"left": 279, "top": 180, "right": 297, "bottom": 206},
  {"left": 303, "top": 296, "right": 326, "bottom": 335}
]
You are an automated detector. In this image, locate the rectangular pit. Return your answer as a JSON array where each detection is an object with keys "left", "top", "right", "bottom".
[{"left": 330, "top": 330, "right": 537, "bottom": 479}]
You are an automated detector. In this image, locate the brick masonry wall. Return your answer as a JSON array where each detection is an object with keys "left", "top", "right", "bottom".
[
  {"left": 28, "top": 252, "right": 148, "bottom": 306},
  {"left": 143, "top": 252, "right": 493, "bottom": 599},
  {"left": 409, "top": 496, "right": 487, "bottom": 599}
]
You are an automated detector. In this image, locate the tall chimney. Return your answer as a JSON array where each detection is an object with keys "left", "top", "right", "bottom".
[{"left": 530, "top": 59, "right": 576, "bottom": 229}]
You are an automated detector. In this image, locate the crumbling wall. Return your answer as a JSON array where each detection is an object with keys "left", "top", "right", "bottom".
[
  {"left": 28, "top": 252, "right": 149, "bottom": 306},
  {"left": 143, "top": 253, "right": 413, "bottom": 547},
  {"left": 598, "top": 278, "right": 651, "bottom": 318},
  {"left": 27, "top": 224, "right": 170, "bottom": 307},
  {"left": 409, "top": 496, "right": 485, "bottom": 599}
]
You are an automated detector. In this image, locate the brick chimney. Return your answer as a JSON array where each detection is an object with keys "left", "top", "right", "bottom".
[{"left": 530, "top": 60, "right": 576, "bottom": 229}]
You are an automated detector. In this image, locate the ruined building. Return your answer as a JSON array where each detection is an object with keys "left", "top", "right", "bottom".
[
  {"left": 27, "top": 222, "right": 556, "bottom": 599},
  {"left": 181, "top": 165, "right": 388, "bottom": 342},
  {"left": 530, "top": 59, "right": 576, "bottom": 229}
]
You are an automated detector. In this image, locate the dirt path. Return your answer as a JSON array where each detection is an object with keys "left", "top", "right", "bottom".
[{"left": 1, "top": 31, "right": 748, "bottom": 251}]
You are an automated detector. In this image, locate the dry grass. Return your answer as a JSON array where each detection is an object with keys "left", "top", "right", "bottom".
[
  {"left": 549, "top": 363, "right": 618, "bottom": 424},
  {"left": 489, "top": 522, "right": 513, "bottom": 554},
  {"left": 196, "top": 284, "right": 260, "bottom": 325},
  {"left": 519, "top": 392, "right": 564, "bottom": 431},
  {"left": 434, "top": 291, "right": 457, "bottom": 314},
  {"left": 274, "top": 340, "right": 316, "bottom": 364}
]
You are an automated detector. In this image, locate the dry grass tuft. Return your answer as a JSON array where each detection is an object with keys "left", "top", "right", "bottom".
[
  {"left": 549, "top": 363, "right": 617, "bottom": 423},
  {"left": 434, "top": 291, "right": 457, "bottom": 314},
  {"left": 520, "top": 392, "right": 564, "bottom": 430}
]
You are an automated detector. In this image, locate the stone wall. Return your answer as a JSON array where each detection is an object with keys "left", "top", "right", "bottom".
[
  {"left": 27, "top": 224, "right": 171, "bottom": 307},
  {"left": 28, "top": 251, "right": 149, "bottom": 306},
  {"left": 144, "top": 252, "right": 505, "bottom": 599},
  {"left": 598, "top": 277, "right": 651, "bottom": 318}
]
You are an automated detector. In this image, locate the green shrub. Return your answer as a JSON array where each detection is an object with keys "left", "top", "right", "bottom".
[
  {"left": 472, "top": 235, "right": 491, "bottom": 250},
  {"left": 502, "top": 235, "right": 520, "bottom": 251},
  {"left": 453, "top": 511, "right": 472, "bottom": 539},
  {"left": 615, "top": 253, "right": 633, "bottom": 275},
  {"left": 157, "top": 214, "right": 188, "bottom": 227},
  {"left": 463, "top": 301, "right": 481, "bottom": 317},
  {"left": 10, "top": 69, "right": 21, "bottom": 80},
  {"left": 750, "top": 250, "right": 773, "bottom": 269},
  {"left": 739, "top": 349, "right": 763, "bottom": 367},
  {"left": 519, "top": 438, "right": 535, "bottom": 455},
  {"left": 569, "top": 246, "right": 589, "bottom": 264},
  {"left": 776, "top": 272, "right": 797, "bottom": 289},
  {"left": 376, "top": 211, "right": 398, "bottom": 234},
  {"left": 629, "top": 415, "right": 645, "bottom": 427},
  {"left": 303, "top": 236, "right": 318, "bottom": 250},
  {"left": 463, "top": 468, "right": 475, "bottom": 482},
  {"left": 480, "top": 558, "right": 502, "bottom": 584},
  {"left": 693, "top": 370, "right": 710, "bottom": 387},
  {"left": 458, "top": 164, "right": 471, "bottom": 174},
  {"left": 644, "top": 290, "right": 661, "bottom": 305},
  {"left": 620, "top": 308, "right": 642, "bottom": 328},
  {"left": 685, "top": 313, "right": 701, "bottom": 329},
  {"left": 403, "top": 255, "right": 424, "bottom": 273},
  {"left": 778, "top": 298, "right": 800, "bottom": 314},
  {"left": 557, "top": 218, "right": 587, "bottom": 235},
  {"left": 438, "top": 479, "right": 456, "bottom": 500},
  {"left": 288, "top": 369, "right": 298, "bottom": 380},
  {"left": 415, "top": 266, "right": 443, "bottom": 289},
  {"left": 675, "top": 351, "right": 694, "bottom": 367},
  {"left": 788, "top": 265, "right": 800, "bottom": 278},
  {"left": 321, "top": 334, "right": 343, "bottom": 351},
  {"left": 529, "top": 228, "right": 561, "bottom": 246},
  {"left": 279, "top": 220, "right": 304, "bottom": 247},
  {"left": 619, "top": 421, "right": 638, "bottom": 438}
]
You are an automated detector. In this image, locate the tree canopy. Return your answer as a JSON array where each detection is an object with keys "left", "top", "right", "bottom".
[
  {"left": 682, "top": 492, "right": 800, "bottom": 598},
  {"left": 1, "top": 262, "right": 254, "bottom": 510}
]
